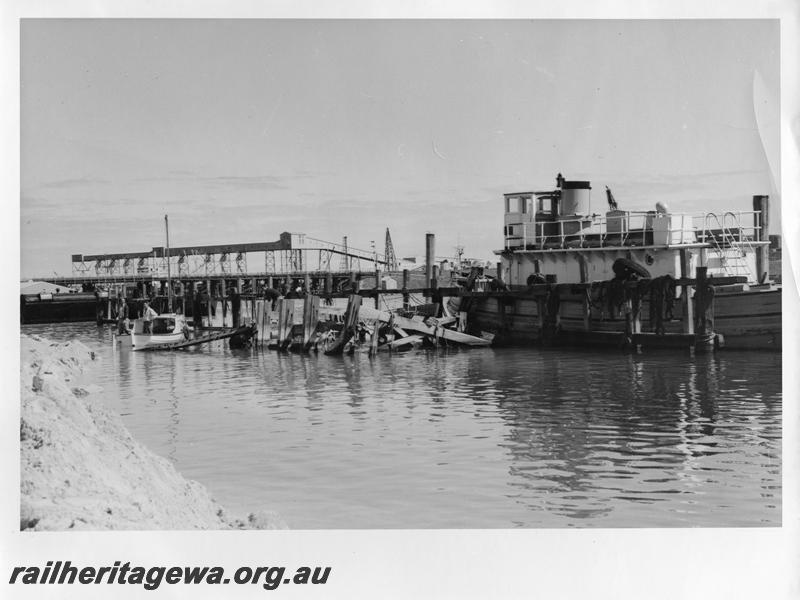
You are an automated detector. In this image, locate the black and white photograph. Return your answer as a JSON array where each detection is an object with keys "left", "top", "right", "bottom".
[{"left": 5, "top": 2, "right": 799, "bottom": 599}]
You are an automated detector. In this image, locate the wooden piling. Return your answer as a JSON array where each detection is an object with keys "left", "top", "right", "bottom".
[
  {"left": 753, "top": 195, "right": 770, "bottom": 283},
  {"left": 254, "top": 298, "right": 263, "bottom": 345},
  {"left": 249, "top": 279, "right": 256, "bottom": 323},
  {"left": 694, "top": 266, "right": 713, "bottom": 346},
  {"left": 374, "top": 267, "right": 381, "bottom": 309},
  {"left": 302, "top": 295, "right": 320, "bottom": 349},
  {"left": 425, "top": 233, "right": 435, "bottom": 300},
  {"left": 276, "top": 297, "right": 286, "bottom": 346},
  {"left": 219, "top": 280, "right": 227, "bottom": 328},
  {"left": 285, "top": 300, "right": 295, "bottom": 348},
  {"left": 582, "top": 291, "right": 591, "bottom": 332},
  {"left": 324, "top": 294, "right": 362, "bottom": 355},
  {"left": 680, "top": 249, "right": 695, "bottom": 334},
  {"left": 345, "top": 294, "right": 361, "bottom": 333},
  {"left": 632, "top": 296, "right": 642, "bottom": 335},
  {"left": 276, "top": 298, "right": 295, "bottom": 350},
  {"left": 262, "top": 299, "right": 271, "bottom": 348},
  {"left": 206, "top": 279, "right": 212, "bottom": 328},
  {"left": 402, "top": 269, "right": 410, "bottom": 310},
  {"left": 179, "top": 281, "right": 186, "bottom": 315},
  {"left": 369, "top": 320, "right": 380, "bottom": 356},
  {"left": 624, "top": 297, "right": 634, "bottom": 348}
]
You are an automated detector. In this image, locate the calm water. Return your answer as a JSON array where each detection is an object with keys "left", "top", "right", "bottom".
[{"left": 23, "top": 322, "right": 782, "bottom": 528}]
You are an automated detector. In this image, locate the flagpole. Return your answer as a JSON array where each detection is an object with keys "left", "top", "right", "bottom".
[{"left": 165, "top": 214, "right": 173, "bottom": 313}]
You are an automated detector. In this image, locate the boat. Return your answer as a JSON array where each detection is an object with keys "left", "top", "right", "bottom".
[
  {"left": 116, "top": 313, "right": 190, "bottom": 350},
  {"left": 458, "top": 174, "right": 781, "bottom": 351}
]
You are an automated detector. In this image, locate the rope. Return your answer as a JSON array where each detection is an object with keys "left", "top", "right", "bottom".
[{"left": 647, "top": 275, "right": 676, "bottom": 334}]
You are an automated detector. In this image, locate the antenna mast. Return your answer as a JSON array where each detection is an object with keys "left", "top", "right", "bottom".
[{"left": 384, "top": 228, "right": 398, "bottom": 271}]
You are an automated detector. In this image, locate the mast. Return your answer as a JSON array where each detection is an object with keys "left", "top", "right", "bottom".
[{"left": 165, "top": 214, "right": 173, "bottom": 312}]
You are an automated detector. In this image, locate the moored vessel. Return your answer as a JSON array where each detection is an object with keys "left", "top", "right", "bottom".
[
  {"left": 461, "top": 174, "right": 780, "bottom": 350},
  {"left": 117, "top": 313, "right": 191, "bottom": 350}
]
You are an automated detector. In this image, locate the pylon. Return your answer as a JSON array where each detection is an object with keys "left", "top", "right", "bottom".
[{"left": 384, "top": 228, "right": 398, "bottom": 271}]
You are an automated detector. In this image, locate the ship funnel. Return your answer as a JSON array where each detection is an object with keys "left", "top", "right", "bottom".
[{"left": 560, "top": 180, "right": 591, "bottom": 216}]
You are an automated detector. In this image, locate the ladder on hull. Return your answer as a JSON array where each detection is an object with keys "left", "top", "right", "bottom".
[{"left": 701, "top": 212, "right": 756, "bottom": 281}]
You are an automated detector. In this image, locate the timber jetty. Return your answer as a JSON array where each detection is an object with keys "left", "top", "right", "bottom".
[{"left": 21, "top": 230, "right": 436, "bottom": 325}]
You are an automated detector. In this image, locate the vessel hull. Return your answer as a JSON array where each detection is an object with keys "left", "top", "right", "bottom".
[{"left": 462, "top": 286, "right": 781, "bottom": 351}]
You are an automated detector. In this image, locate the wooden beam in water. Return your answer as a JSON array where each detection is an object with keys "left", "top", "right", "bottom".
[
  {"left": 324, "top": 295, "right": 361, "bottom": 355},
  {"left": 390, "top": 314, "right": 491, "bottom": 347},
  {"left": 302, "top": 295, "right": 320, "bottom": 350},
  {"left": 206, "top": 279, "right": 212, "bottom": 328},
  {"left": 277, "top": 298, "right": 295, "bottom": 350},
  {"left": 261, "top": 298, "right": 271, "bottom": 348},
  {"left": 374, "top": 268, "right": 381, "bottom": 309},
  {"left": 402, "top": 269, "right": 410, "bottom": 310},
  {"left": 680, "top": 249, "right": 695, "bottom": 335},
  {"left": 369, "top": 320, "right": 380, "bottom": 356},
  {"left": 384, "top": 334, "right": 424, "bottom": 349},
  {"left": 254, "top": 298, "right": 263, "bottom": 346}
]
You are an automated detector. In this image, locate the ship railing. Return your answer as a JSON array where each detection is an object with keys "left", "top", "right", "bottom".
[
  {"left": 508, "top": 211, "right": 702, "bottom": 250},
  {"left": 695, "top": 210, "right": 761, "bottom": 246},
  {"left": 722, "top": 212, "right": 758, "bottom": 281},
  {"left": 701, "top": 212, "right": 735, "bottom": 276},
  {"left": 698, "top": 211, "right": 759, "bottom": 279},
  {"left": 722, "top": 211, "right": 758, "bottom": 251}
]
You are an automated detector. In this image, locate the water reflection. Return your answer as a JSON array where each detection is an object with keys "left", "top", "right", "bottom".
[
  {"left": 469, "top": 349, "right": 781, "bottom": 525},
  {"left": 22, "top": 323, "right": 781, "bottom": 528}
]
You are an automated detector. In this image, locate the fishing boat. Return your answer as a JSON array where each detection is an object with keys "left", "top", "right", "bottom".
[
  {"left": 458, "top": 174, "right": 780, "bottom": 350},
  {"left": 122, "top": 313, "right": 190, "bottom": 350}
]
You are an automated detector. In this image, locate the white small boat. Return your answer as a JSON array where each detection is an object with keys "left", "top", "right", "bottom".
[{"left": 117, "top": 313, "right": 190, "bottom": 350}]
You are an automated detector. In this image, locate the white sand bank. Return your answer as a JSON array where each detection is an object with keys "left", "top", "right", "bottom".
[{"left": 19, "top": 334, "right": 286, "bottom": 531}]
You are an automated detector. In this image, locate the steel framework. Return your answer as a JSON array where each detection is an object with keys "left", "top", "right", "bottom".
[{"left": 71, "top": 231, "right": 391, "bottom": 279}]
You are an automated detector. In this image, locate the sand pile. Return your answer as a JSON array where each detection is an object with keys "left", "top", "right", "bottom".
[{"left": 19, "top": 334, "right": 285, "bottom": 530}]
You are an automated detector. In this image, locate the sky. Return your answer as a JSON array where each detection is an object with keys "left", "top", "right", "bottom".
[{"left": 20, "top": 19, "right": 780, "bottom": 278}]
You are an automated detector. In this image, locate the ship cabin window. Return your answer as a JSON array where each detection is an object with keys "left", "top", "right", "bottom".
[
  {"left": 535, "top": 194, "right": 559, "bottom": 220},
  {"left": 505, "top": 194, "right": 532, "bottom": 214},
  {"left": 537, "top": 197, "right": 552, "bottom": 214},
  {"left": 151, "top": 317, "right": 176, "bottom": 334}
]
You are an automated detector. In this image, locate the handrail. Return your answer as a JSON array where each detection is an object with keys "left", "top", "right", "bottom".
[
  {"left": 702, "top": 212, "right": 733, "bottom": 276},
  {"left": 510, "top": 211, "right": 687, "bottom": 250},
  {"left": 700, "top": 211, "right": 755, "bottom": 280},
  {"left": 504, "top": 209, "right": 764, "bottom": 256},
  {"left": 723, "top": 211, "right": 757, "bottom": 280}
]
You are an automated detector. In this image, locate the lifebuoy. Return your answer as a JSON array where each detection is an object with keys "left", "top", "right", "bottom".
[
  {"left": 612, "top": 258, "right": 650, "bottom": 280},
  {"left": 526, "top": 273, "right": 547, "bottom": 286}
]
